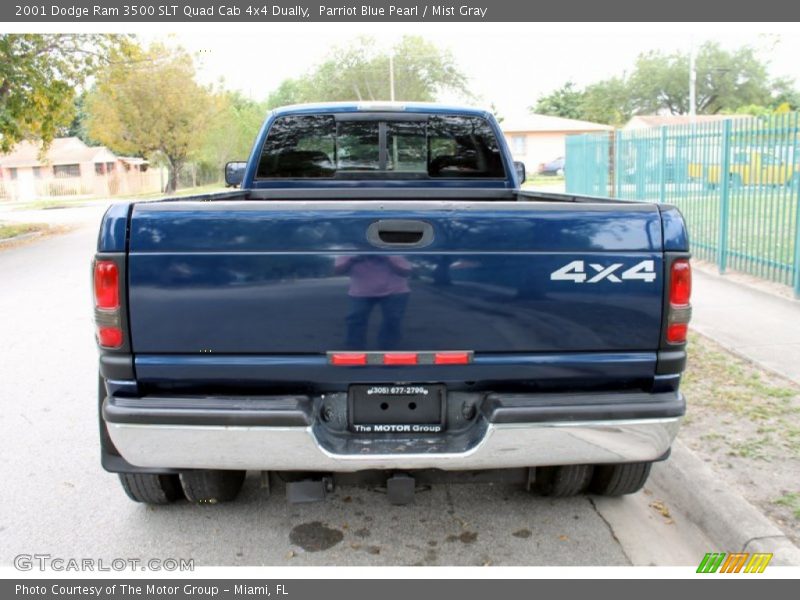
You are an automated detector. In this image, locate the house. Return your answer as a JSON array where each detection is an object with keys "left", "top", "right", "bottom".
[
  {"left": 500, "top": 113, "right": 613, "bottom": 175},
  {"left": 0, "top": 137, "right": 160, "bottom": 201},
  {"left": 623, "top": 114, "right": 749, "bottom": 130}
]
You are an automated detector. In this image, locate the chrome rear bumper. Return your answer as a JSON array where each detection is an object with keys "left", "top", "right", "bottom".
[{"left": 106, "top": 417, "right": 681, "bottom": 472}]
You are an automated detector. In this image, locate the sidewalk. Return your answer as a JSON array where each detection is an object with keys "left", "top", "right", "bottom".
[
  {"left": 691, "top": 267, "right": 800, "bottom": 385},
  {"left": 0, "top": 202, "right": 110, "bottom": 227}
]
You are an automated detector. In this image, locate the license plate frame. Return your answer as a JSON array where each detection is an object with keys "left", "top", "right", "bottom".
[{"left": 348, "top": 384, "right": 446, "bottom": 434}]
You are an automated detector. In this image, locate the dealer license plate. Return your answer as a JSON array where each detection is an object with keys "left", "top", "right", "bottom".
[{"left": 348, "top": 384, "right": 446, "bottom": 433}]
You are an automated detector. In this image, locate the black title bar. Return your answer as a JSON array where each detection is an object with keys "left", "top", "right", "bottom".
[{"left": 4, "top": 0, "right": 800, "bottom": 22}]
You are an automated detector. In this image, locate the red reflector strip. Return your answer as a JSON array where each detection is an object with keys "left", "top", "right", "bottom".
[
  {"left": 434, "top": 352, "right": 470, "bottom": 365},
  {"left": 330, "top": 353, "right": 367, "bottom": 366},
  {"left": 98, "top": 326, "right": 123, "bottom": 348},
  {"left": 666, "top": 323, "right": 688, "bottom": 344},
  {"left": 329, "top": 351, "right": 472, "bottom": 365},
  {"left": 383, "top": 353, "right": 418, "bottom": 365}
]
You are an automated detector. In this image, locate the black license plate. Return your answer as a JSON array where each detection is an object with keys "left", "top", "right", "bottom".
[{"left": 349, "top": 384, "right": 446, "bottom": 433}]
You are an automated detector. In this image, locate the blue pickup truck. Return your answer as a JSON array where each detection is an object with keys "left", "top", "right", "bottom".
[{"left": 93, "top": 102, "right": 691, "bottom": 505}]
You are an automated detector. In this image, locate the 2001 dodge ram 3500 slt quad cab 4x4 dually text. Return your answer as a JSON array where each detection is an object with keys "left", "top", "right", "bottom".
[{"left": 94, "top": 102, "right": 691, "bottom": 505}]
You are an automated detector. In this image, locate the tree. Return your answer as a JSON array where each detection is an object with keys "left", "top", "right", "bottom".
[
  {"left": 626, "top": 43, "right": 775, "bottom": 115},
  {"left": 531, "top": 82, "right": 584, "bottom": 120},
  {"left": 581, "top": 77, "right": 634, "bottom": 126},
  {"left": 266, "top": 35, "right": 470, "bottom": 107},
  {"left": 531, "top": 78, "right": 633, "bottom": 126},
  {"left": 385, "top": 36, "right": 470, "bottom": 102},
  {"left": 489, "top": 103, "right": 504, "bottom": 124},
  {"left": 265, "top": 78, "right": 315, "bottom": 109},
  {"left": 531, "top": 41, "right": 798, "bottom": 126},
  {"left": 0, "top": 34, "right": 131, "bottom": 153},
  {"left": 65, "top": 92, "right": 97, "bottom": 145},
  {"left": 623, "top": 50, "right": 689, "bottom": 115},
  {"left": 197, "top": 90, "right": 265, "bottom": 177},
  {"left": 86, "top": 44, "right": 213, "bottom": 192},
  {"left": 768, "top": 78, "right": 800, "bottom": 111}
]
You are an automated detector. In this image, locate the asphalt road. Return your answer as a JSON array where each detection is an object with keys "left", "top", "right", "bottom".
[{"left": 0, "top": 211, "right": 714, "bottom": 567}]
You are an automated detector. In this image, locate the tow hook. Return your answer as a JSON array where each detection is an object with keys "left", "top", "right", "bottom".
[{"left": 461, "top": 401, "right": 476, "bottom": 420}]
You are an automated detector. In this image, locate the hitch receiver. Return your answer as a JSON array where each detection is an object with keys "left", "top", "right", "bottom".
[{"left": 386, "top": 473, "right": 416, "bottom": 505}]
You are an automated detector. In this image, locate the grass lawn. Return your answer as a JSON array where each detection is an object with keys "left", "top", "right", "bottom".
[
  {"left": 13, "top": 199, "right": 90, "bottom": 211},
  {"left": 0, "top": 222, "right": 47, "bottom": 240},
  {"left": 522, "top": 176, "right": 565, "bottom": 187},
  {"left": 680, "top": 331, "right": 800, "bottom": 544},
  {"left": 11, "top": 183, "right": 229, "bottom": 211}
]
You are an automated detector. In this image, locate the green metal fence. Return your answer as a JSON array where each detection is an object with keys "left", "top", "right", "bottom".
[
  {"left": 565, "top": 133, "right": 610, "bottom": 196},
  {"left": 565, "top": 114, "right": 800, "bottom": 297}
]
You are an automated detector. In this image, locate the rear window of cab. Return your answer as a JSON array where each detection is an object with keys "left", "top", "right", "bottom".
[{"left": 255, "top": 113, "right": 505, "bottom": 180}]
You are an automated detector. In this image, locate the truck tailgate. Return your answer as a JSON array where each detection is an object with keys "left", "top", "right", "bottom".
[{"left": 127, "top": 200, "right": 664, "bottom": 354}]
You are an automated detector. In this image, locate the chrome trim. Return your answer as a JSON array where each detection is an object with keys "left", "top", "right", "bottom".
[{"left": 107, "top": 417, "right": 681, "bottom": 472}]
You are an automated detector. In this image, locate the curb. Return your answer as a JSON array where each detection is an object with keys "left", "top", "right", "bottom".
[
  {"left": 0, "top": 231, "right": 43, "bottom": 245},
  {"left": 652, "top": 440, "right": 800, "bottom": 566}
]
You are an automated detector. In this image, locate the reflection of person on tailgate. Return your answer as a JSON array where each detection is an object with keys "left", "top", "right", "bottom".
[{"left": 334, "top": 255, "right": 412, "bottom": 350}]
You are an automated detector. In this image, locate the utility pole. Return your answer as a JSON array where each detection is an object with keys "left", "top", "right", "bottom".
[
  {"left": 388, "top": 51, "right": 398, "bottom": 167},
  {"left": 689, "top": 36, "right": 697, "bottom": 123},
  {"left": 389, "top": 53, "right": 396, "bottom": 101}
]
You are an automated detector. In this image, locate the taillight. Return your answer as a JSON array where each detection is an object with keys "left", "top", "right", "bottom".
[
  {"left": 94, "top": 261, "right": 119, "bottom": 309},
  {"left": 93, "top": 259, "right": 123, "bottom": 349},
  {"left": 666, "top": 259, "right": 692, "bottom": 344},
  {"left": 669, "top": 260, "right": 691, "bottom": 306},
  {"left": 97, "top": 326, "right": 123, "bottom": 348},
  {"left": 666, "top": 323, "right": 689, "bottom": 344}
]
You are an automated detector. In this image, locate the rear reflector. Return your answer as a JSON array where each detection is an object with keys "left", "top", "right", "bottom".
[
  {"left": 97, "top": 326, "right": 123, "bottom": 348},
  {"left": 669, "top": 260, "right": 692, "bottom": 306},
  {"left": 434, "top": 352, "right": 470, "bottom": 365},
  {"left": 383, "top": 353, "right": 418, "bottom": 365},
  {"left": 666, "top": 323, "right": 688, "bottom": 344},
  {"left": 330, "top": 353, "right": 367, "bottom": 366},
  {"left": 94, "top": 261, "right": 119, "bottom": 309},
  {"left": 329, "top": 351, "right": 473, "bottom": 366}
]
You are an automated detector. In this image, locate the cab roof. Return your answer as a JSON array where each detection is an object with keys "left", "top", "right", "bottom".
[{"left": 271, "top": 101, "right": 493, "bottom": 118}]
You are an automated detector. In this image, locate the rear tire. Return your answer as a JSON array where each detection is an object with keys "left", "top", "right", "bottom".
[
  {"left": 590, "top": 462, "right": 652, "bottom": 496},
  {"left": 533, "top": 465, "right": 594, "bottom": 497},
  {"left": 118, "top": 473, "right": 183, "bottom": 504},
  {"left": 180, "top": 470, "right": 246, "bottom": 503}
]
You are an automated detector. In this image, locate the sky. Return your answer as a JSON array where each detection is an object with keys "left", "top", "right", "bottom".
[{"left": 151, "top": 23, "right": 800, "bottom": 121}]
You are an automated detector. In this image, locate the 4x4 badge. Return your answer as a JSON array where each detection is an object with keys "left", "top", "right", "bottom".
[{"left": 550, "top": 260, "right": 657, "bottom": 283}]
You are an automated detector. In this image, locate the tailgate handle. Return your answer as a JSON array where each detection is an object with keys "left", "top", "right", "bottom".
[{"left": 367, "top": 220, "right": 434, "bottom": 248}]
